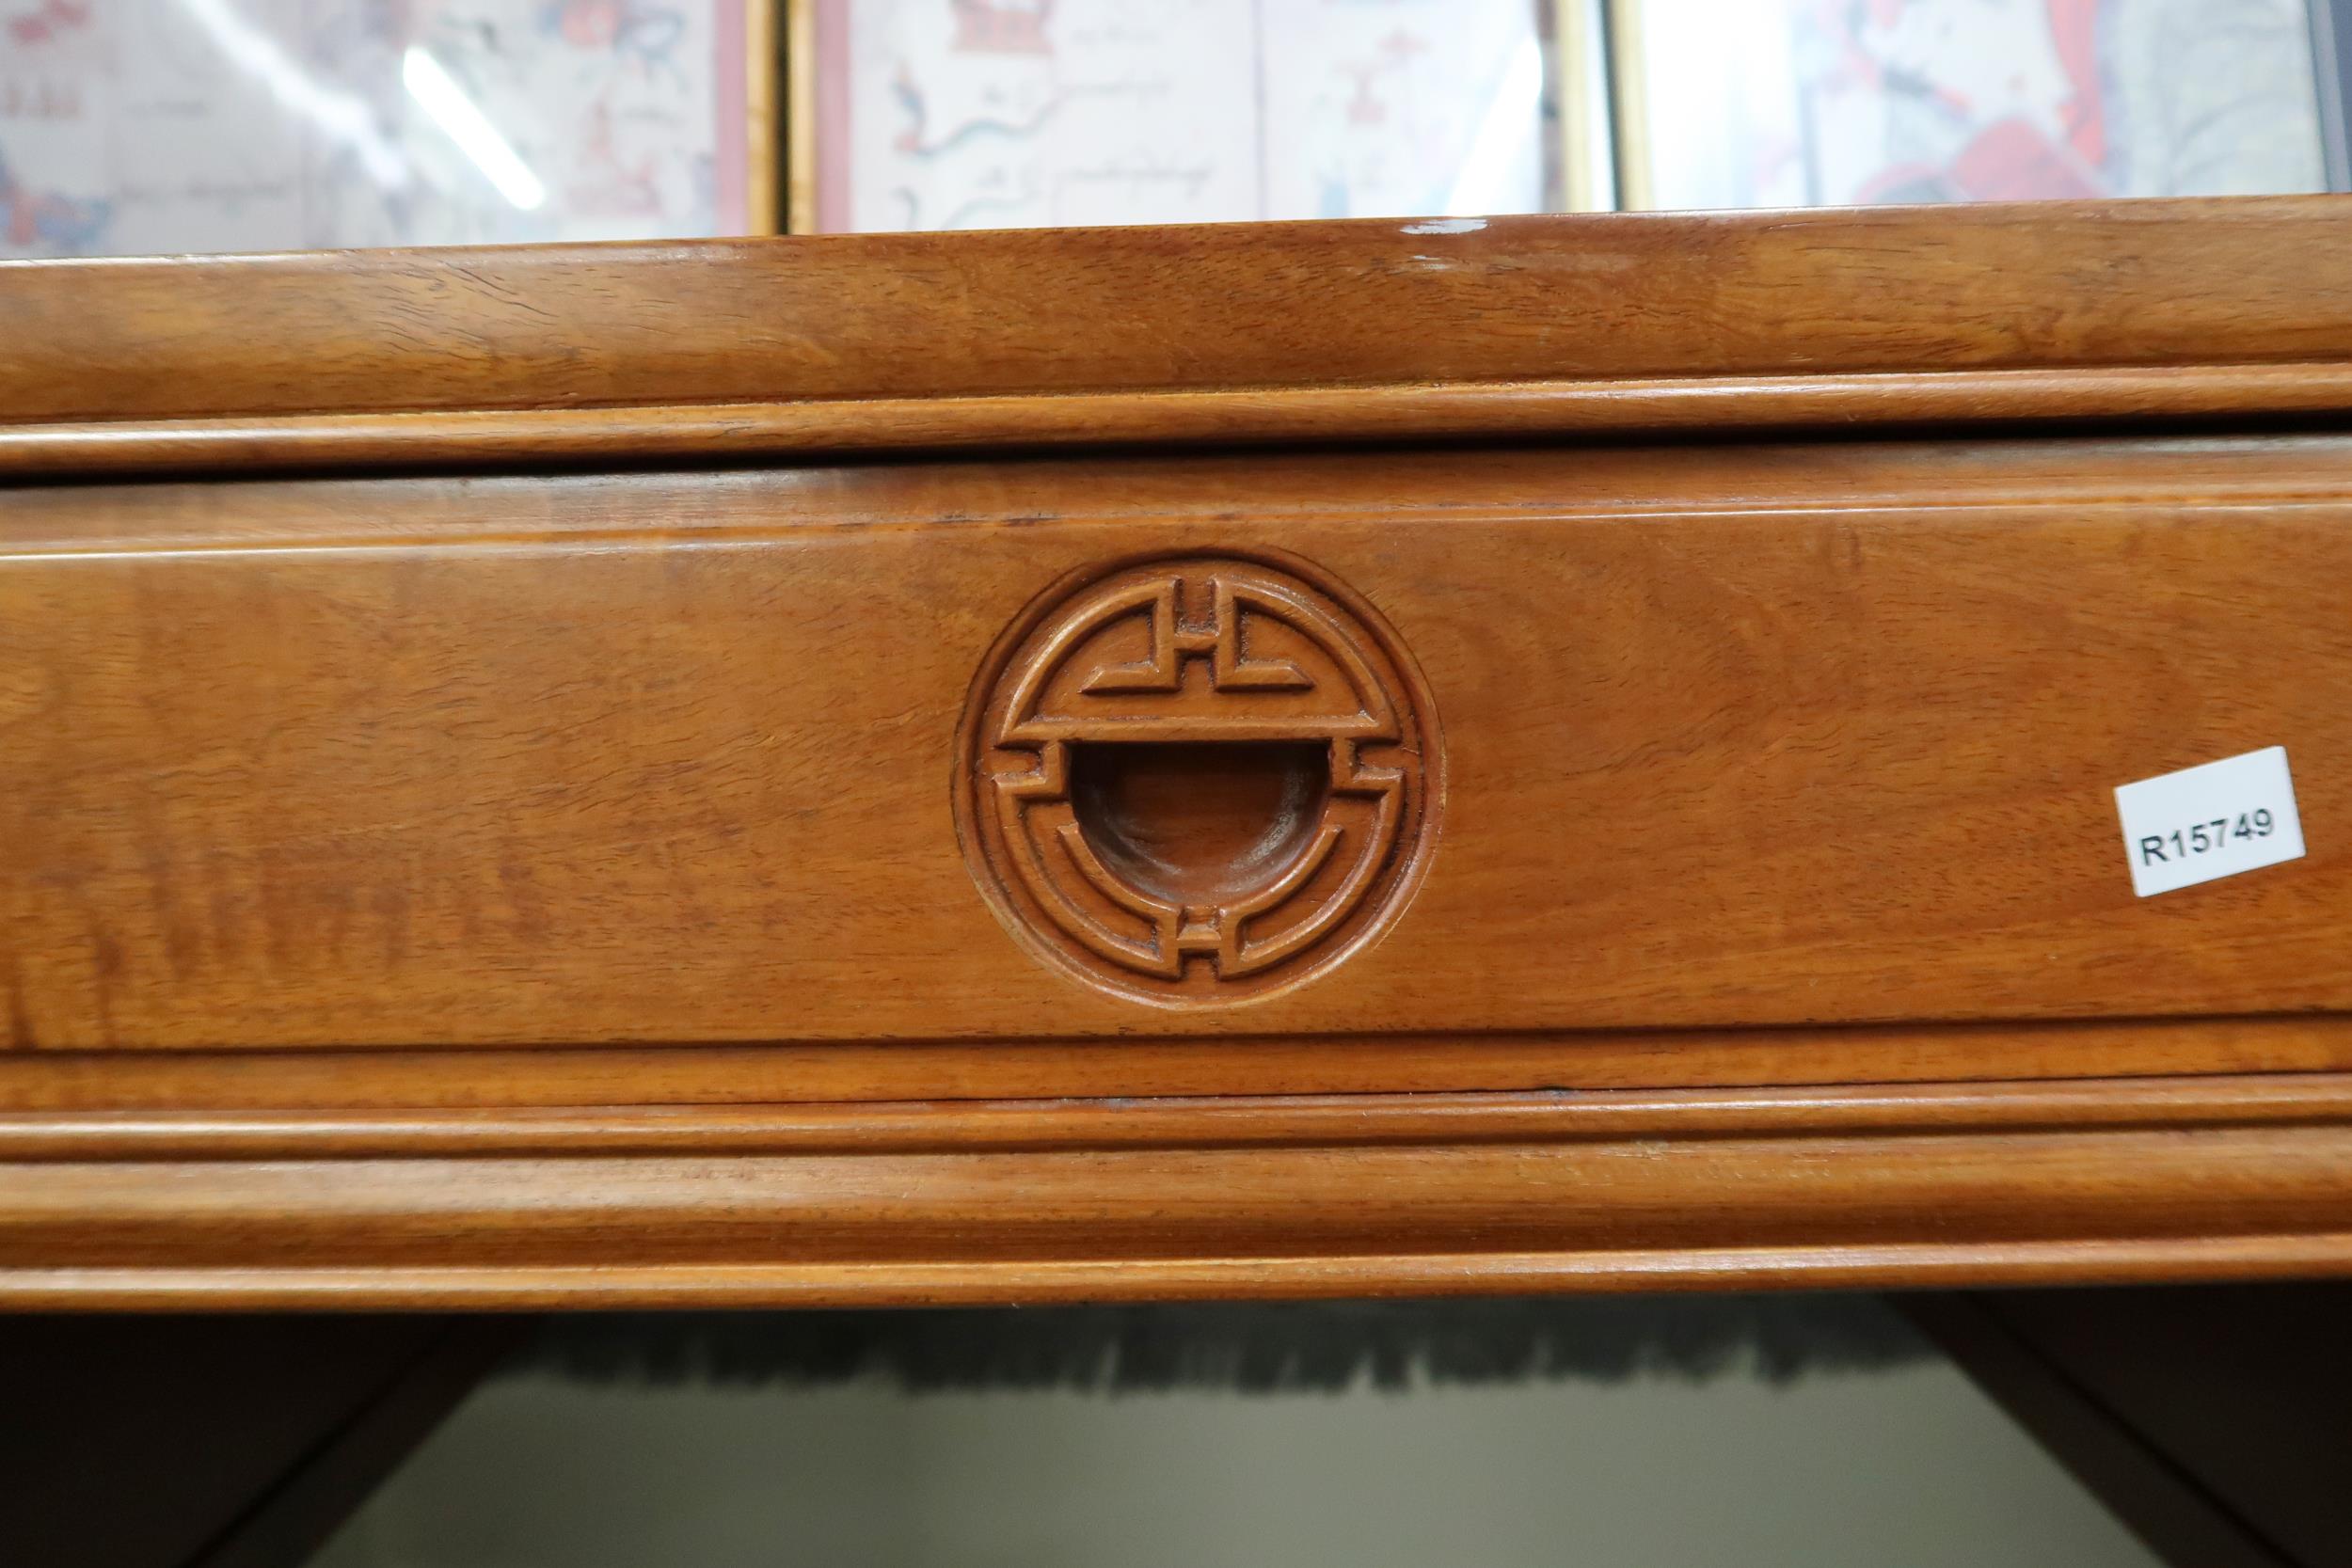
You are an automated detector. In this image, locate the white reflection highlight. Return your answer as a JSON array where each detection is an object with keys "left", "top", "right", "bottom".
[
  {"left": 1444, "top": 38, "right": 1545, "bottom": 218},
  {"left": 401, "top": 47, "right": 546, "bottom": 212},
  {"left": 175, "top": 0, "right": 409, "bottom": 191}
]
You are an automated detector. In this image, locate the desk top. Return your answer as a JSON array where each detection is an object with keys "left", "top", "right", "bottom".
[{"left": 5, "top": 197, "right": 2351, "bottom": 477}]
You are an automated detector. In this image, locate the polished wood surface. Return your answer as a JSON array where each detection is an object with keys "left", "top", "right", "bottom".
[
  {"left": 4, "top": 198, "right": 2352, "bottom": 475},
  {"left": 7, "top": 1017, "right": 2352, "bottom": 1112},
  {"left": 7, "top": 200, "right": 2352, "bottom": 1306},
  {"left": 7, "top": 439, "right": 2348, "bottom": 1050},
  {"left": 8, "top": 1077, "right": 2352, "bottom": 1307}
]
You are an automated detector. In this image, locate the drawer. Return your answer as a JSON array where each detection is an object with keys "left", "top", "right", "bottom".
[{"left": 6, "top": 438, "right": 2351, "bottom": 1081}]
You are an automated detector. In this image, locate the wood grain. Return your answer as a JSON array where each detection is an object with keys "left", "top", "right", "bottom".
[
  {"left": 14, "top": 365, "right": 2352, "bottom": 479},
  {"left": 7, "top": 439, "right": 2348, "bottom": 1053},
  {"left": 5, "top": 198, "right": 2352, "bottom": 474},
  {"left": 9, "top": 200, "right": 2352, "bottom": 1306},
  {"left": 8, "top": 1076, "right": 2352, "bottom": 1307},
  {"left": 6, "top": 1016, "right": 2352, "bottom": 1113},
  {"left": 7, "top": 1073, "right": 2352, "bottom": 1161}
]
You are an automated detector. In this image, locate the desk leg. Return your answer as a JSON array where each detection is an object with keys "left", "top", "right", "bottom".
[
  {"left": 0, "top": 1315, "right": 527, "bottom": 1568},
  {"left": 1907, "top": 1284, "right": 2352, "bottom": 1568}
]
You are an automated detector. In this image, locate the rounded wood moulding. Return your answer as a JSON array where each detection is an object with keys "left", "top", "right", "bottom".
[{"left": 956, "top": 552, "right": 1443, "bottom": 1006}]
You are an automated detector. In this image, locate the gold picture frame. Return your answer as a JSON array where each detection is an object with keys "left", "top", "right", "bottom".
[{"left": 746, "top": 0, "right": 786, "bottom": 233}]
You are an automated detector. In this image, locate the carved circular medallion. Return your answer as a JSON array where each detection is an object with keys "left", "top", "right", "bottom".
[{"left": 955, "top": 552, "right": 1442, "bottom": 1006}]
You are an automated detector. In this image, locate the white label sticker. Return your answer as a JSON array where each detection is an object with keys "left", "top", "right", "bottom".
[{"left": 2114, "top": 746, "right": 2306, "bottom": 897}]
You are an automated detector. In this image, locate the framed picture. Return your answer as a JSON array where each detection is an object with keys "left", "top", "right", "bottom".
[
  {"left": 1608, "top": 0, "right": 2337, "bottom": 210},
  {"left": 787, "top": 0, "right": 1603, "bottom": 233},
  {"left": 0, "top": 1, "right": 780, "bottom": 260}
]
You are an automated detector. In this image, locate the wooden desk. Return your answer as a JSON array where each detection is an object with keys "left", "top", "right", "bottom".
[{"left": 6, "top": 198, "right": 2352, "bottom": 1307}]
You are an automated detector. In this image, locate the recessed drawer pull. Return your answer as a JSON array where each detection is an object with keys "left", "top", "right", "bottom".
[{"left": 956, "top": 553, "right": 1443, "bottom": 1006}]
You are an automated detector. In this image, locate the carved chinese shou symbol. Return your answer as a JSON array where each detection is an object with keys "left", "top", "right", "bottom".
[{"left": 956, "top": 554, "right": 1442, "bottom": 1006}]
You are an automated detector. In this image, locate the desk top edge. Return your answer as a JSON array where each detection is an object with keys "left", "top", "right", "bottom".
[{"left": 6, "top": 198, "right": 2352, "bottom": 477}]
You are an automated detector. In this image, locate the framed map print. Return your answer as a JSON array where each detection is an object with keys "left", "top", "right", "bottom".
[
  {"left": 789, "top": 0, "right": 1598, "bottom": 232},
  {"left": 1610, "top": 0, "right": 2333, "bottom": 209},
  {"left": 0, "top": 0, "right": 778, "bottom": 259}
]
